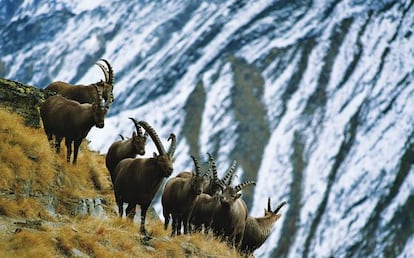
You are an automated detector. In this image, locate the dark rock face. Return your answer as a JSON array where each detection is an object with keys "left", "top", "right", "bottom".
[{"left": 0, "top": 78, "right": 47, "bottom": 128}]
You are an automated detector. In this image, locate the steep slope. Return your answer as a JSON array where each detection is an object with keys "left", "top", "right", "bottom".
[
  {"left": 1, "top": 1, "right": 413, "bottom": 257},
  {"left": 0, "top": 90, "right": 240, "bottom": 257}
]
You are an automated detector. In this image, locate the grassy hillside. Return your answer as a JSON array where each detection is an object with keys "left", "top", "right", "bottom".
[{"left": 0, "top": 108, "right": 242, "bottom": 258}]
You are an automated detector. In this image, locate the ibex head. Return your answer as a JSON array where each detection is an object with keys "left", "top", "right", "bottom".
[
  {"left": 265, "top": 198, "right": 287, "bottom": 218},
  {"left": 128, "top": 117, "right": 149, "bottom": 155},
  {"left": 138, "top": 121, "right": 176, "bottom": 177},
  {"left": 92, "top": 86, "right": 108, "bottom": 128},
  {"left": 220, "top": 180, "right": 256, "bottom": 207},
  {"left": 96, "top": 59, "right": 115, "bottom": 106}
]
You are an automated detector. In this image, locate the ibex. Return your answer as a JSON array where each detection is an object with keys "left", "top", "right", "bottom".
[
  {"left": 162, "top": 155, "right": 206, "bottom": 236},
  {"left": 190, "top": 154, "right": 255, "bottom": 248},
  {"left": 189, "top": 154, "right": 238, "bottom": 233},
  {"left": 211, "top": 181, "right": 256, "bottom": 249},
  {"left": 190, "top": 192, "right": 221, "bottom": 233},
  {"left": 240, "top": 198, "right": 287, "bottom": 254},
  {"left": 113, "top": 121, "right": 176, "bottom": 234},
  {"left": 105, "top": 117, "right": 148, "bottom": 184},
  {"left": 46, "top": 59, "right": 114, "bottom": 107},
  {"left": 40, "top": 86, "right": 107, "bottom": 164}
]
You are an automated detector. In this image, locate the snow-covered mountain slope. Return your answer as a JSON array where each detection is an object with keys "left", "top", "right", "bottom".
[{"left": 1, "top": 1, "right": 413, "bottom": 257}]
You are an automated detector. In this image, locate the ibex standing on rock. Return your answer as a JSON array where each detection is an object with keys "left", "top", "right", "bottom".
[
  {"left": 114, "top": 121, "right": 176, "bottom": 235},
  {"left": 40, "top": 86, "right": 107, "bottom": 164},
  {"left": 46, "top": 59, "right": 114, "bottom": 107}
]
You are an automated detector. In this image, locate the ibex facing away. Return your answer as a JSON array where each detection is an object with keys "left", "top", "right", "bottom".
[
  {"left": 114, "top": 121, "right": 176, "bottom": 234},
  {"left": 46, "top": 59, "right": 114, "bottom": 106},
  {"left": 240, "top": 198, "right": 287, "bottom": 254},
  {"left": 40, "top": 86, "right": 107, "bottom": 164}
]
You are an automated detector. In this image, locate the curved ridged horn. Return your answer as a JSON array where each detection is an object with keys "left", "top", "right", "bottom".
[
  {"left": 100, "top": 59, "right": 114, "bottom": 85},
  {"left": 234, "top": 180, "right": 256, "bottom": 192},
  {"left": 273, "top": 201, "right": 287, "bottom": 214},
  {"left": 204, "top": 166, "right": 212, "bottom": 179},
  {"left": 95, "top": 62, "right": 109, "bottom": 82},
  {"left": 217, "top": 179, "right": 226, "bottom": 190},
  {"left": 268, "top": 197, "right": 272, "bottom": 212},
  {"left": 207, "top": 153, "right": 218, "bottom": 181},
  {"left": 190, "top": 155, "right": 201, "bottom": 176},
  {"left": 221, "top": 160, "right": 237, "bottom": 186},
  {"left": 129, "top": 117, "right": 144, "bottom": 137},
  {"left": 167, "top": 133, "right": 176, "bottom": 157},
  {"left": 138, "top": 121, "right": 166, "bottom": 155}
]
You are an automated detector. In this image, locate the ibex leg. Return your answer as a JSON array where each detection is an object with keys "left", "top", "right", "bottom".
[
  {"left": 72, "top": 139, "right": 82, "bottom": 164},
  {"left": 183, "top": 215, "right": 190, "bottom": 235},
  {"left": 140, "top": 204, "right": 149, "bottom": 235},
  {"left": 55, "top": 136, "right": 63, "bottom": 154},
  {"left": 65, "top": 138, "right": 72, "bottom": 163},
  {"left": 163, "top": 210, "right": 170, "bottom": 230},
  {"left": 114, "top": 192, "right": 123, "bottom": 217},
  {"left": 176, "top": 216, "right": 183, "bottom": 235},
  {"left": 126, "top": 204, "right": 136, "bottom": 221}
]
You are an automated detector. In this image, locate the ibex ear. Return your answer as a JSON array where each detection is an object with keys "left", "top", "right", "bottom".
[
  {"left": 132, "top": 131, "right": 137, "bottom": 137},
  {"left": 153, "top": 152, "right": 157, "bottom": 158},
  {"left": 235, "top": 193, "right": 242, "bottom": 199}
]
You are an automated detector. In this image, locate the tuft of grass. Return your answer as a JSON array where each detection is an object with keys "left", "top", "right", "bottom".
[{"left": 0, "top": 230, "right": 56, "bottom": 257}]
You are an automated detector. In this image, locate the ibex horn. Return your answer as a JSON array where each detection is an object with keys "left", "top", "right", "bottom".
[
  {"left": 234, "top": 180, "right": 256, "bottom": 192},
  {"left": 138, "top": 121, "right": 166, "bottom": 155},
  {"left": 221, "top": 160, "right": 237, "bottom": 186},
  {"left": 273, "top": 201, "right": 287, "bottom": 214},
  {"left": 268, "top": 197, "right": 272, "bottom": 212},
  {"left": 129, "top": 117, "right": 144, "bottom": 136},
  {"left": 167, "top": 133, "right": 176, "bottom": 157},
  {"left": 95, "top": 62, "right": 109, "bottom": 82},
  {"left": 190, "top": 155, "right": 201, "bottom": 176},
  {"left": 207, "top": 153, "right": 218, "bottom": 181},
  {"left": 100, "top": 59, "right": 114, "bottom": 85}
]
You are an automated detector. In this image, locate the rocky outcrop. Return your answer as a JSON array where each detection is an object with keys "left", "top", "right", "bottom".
[{"left": 0, "top": 78, "right": 48, "bottom": 128}]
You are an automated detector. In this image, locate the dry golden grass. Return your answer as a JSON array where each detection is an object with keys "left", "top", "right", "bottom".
[{"left": 0, "top": 109, "right": 242, "bottom": 258}]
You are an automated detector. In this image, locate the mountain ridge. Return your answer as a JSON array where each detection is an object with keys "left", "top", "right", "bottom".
[{"left": 1, "top": 1, "right": 413, "bottom": 257}]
